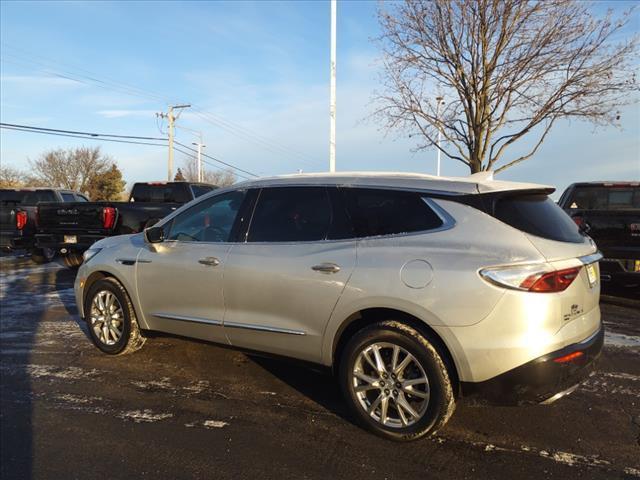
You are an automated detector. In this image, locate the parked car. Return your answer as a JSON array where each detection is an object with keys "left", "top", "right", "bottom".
[
  {"left": 74, "top": 172, "right": 603, "bottom": 441},
  {"left": 558, "top": 181, "right": 639, "bottom": 296},
  {"left": 0, "top": 187, "right": 89, "bottom": 263},
  {"left": 36, "top": 181, "right": 216, "bottom": 267}
]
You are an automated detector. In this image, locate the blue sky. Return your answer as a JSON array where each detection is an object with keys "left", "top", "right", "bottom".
[{"left": 1, "top": 0, "right": 638, "bottom": 194}]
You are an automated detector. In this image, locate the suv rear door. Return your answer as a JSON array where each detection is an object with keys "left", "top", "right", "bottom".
[{"left": 222, "top": 186, "right": 356, "bottom": 363}]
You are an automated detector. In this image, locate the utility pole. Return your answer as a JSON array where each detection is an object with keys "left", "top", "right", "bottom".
[
  {"left": 435, "top": 96, "right": 444, "bottom": 176},
  {"left": 157, "top": 104, "right": 191, "bottom": 181},
  {"left": 329, "top": 0, "right": 337, "bottom": 173}
]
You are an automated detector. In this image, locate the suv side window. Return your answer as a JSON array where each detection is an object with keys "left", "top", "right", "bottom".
[
  {"left": 343, "top": 188, "right": 443, "bottom": 238},
  {"left": 247, "top": 187, "right": 332, "bottom": 242},
  {"left": 166, "top": 190, "right": 246, "bottom": 243}
]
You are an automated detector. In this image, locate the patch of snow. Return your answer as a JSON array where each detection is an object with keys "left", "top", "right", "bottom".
[
  {"left": 117, "top": 409, "right": 173, "bottom": 423},
  {"left": 203, "top": 420, "right": 229, "bottom": 429},
  {"left": 605, "top": 331, "right": 640, "bottom": 348}
]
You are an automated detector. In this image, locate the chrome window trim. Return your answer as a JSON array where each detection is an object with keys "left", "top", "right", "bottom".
[
  {"left": 579, "top": 252, "right": 603, "bottom": 265},
  {"left": 154, "top": 186, "right": 457, "bottom": 246},
  {"left": 152, "top": 312, "right": 223, "bottom": 327},
  {"left": 224, "top": 321, "right": 306, "bottom": 336}
]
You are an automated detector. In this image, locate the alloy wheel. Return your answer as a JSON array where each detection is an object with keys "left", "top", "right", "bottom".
[
  {"left": 90, "top": 290, "right": 124, "bottom": 345},
  {"left": 352, "top": 342, "right": 430, "bottom": 428}
]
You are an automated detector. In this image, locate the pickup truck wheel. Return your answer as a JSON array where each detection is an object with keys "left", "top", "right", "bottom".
[
  {"left": 30, "top": 248, "right": 55, "bottom": 264},
  {"left": 339, "top": 321, "right": 455, "bottom": 441},
  {"left": 63, "top": 253, "right": 83, "bottom": 268},
  {"left": 85, "top": 277, "right": 146, "bottom": 355}
]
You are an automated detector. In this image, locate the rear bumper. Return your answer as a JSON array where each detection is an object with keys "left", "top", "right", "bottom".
[
  {"left": 0, "top": 232, "right": 35, "bottom": 250},
  {"left": 599, "top": 258, "right": 640, "bottom": 292},
  {"left": 36, "top": 233, "right": 105, "bottom": 253},
  {"left": 461, "top": 324, "right": 604, "bottom": 405}
]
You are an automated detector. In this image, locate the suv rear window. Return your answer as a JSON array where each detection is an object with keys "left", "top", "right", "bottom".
[
  {"left": 566, "top": 186, "right": 640, "bottom": 210},
  {"left": 130, "top": 183, "right": 191, "bottom": 203},
  {"left": 343, "top": 188, "right": 443, "bottom": 238},
  {"left": 495, "top": 194, "right": 583, "bottom": 243}
]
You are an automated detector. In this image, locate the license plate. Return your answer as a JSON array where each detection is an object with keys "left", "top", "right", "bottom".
[
  {"left": 586, "top": 263, "right": 598, "bottom": 286},
  {"left": 64, "top": 235, "right": 77, "bottom": 244}
]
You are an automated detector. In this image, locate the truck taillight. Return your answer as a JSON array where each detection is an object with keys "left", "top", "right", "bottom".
[
  {"left": 102, "top": 207, "right": 116, "bottom": 229},
  {"left": 480, "top": 265, "right": 582, "bottom": 293},
  {"left": 16, "top": 211, "right": 28, "bottom": 230}
]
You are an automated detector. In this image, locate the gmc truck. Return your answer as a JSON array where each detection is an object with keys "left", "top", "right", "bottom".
[
  {"left": 0, "top": 188, "right": 89, "bottom": 263},
  {"left": 558, "top": 181, "right": 640, "bottom": 296},
  {"left": 36, "top": 181, "right": 216, "bottom": 267}
]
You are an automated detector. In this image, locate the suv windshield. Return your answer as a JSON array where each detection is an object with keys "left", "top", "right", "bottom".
[{"left": 495, "top": 194, "right": 584, "bottom": 243}]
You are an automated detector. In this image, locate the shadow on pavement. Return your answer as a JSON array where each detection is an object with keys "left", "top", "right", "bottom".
[
  {"left": 248, "top": 354, "right": 352, "bottom": 422},
  {"left": 0, "top": 254, "right": 80, "bottom": 480}
]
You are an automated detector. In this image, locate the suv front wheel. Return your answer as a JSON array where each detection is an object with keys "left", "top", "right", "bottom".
[
  {"left": 339, "top": 321, "right": 455, "bottom": 441},
  {"left": 84, "top": 277, "right": 146, "bottom": 355}
]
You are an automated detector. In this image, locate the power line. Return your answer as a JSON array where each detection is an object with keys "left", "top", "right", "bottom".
[
  {"left": 173, "top": 147, "right": 252, "bottom": 181},
  {"left": 174, "top": 140, "right": 258, "bottom": 178},
  {"left": 1, "top": 122, "right": 258, "bottom": 178},
  {"left": 0, "top": 122, "right": 167, "bottom": 141},
  {"left": 1, "top": 125, "right": 168, "bottom": 147}
]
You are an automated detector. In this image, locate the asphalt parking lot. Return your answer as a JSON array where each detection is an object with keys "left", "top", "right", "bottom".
[{"left": 1, "top": 254, "right": 639, "bottom": 480}]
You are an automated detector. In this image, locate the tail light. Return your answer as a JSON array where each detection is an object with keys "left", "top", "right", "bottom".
[
  {"left": 16, "top": 211, "right": 28, "bottom": 230},
  {"left": 571, "top": 215, "right": 584, "bottom": 228},
  {"left": 102, "top": 207, "right": 116, "bottom": 229},
  {"left": 480, "top": 264, "right": 582, "bottom": 293}
]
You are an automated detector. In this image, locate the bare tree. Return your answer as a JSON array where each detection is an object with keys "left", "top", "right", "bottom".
[
  {"left": 0, "top": 166, "right": 25, "bottom": 188},
  {"left": 28, "top": 147, "right": 117, "bottom": 192},
  {"left": 376, "top": 0, "right": 639, "bottom": 173},
  {"left": 181, "top": 156, "right": 236, "bottom": 186}
]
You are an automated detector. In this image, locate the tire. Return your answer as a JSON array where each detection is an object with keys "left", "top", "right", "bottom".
[
  {"left": 62, "top": 253, "right": 84, "bottom": 268},
  {"left": 84, "top": 277, "right": 146, "bottom": 355},
  {"left": 339, "top": 320, "right": 455, "bottom": 441},
  {"left": 30, "top": 248, "right": 55, "bottom": 264}
]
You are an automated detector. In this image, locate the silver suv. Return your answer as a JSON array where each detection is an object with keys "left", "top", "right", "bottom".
[{"left": 74, "top": 173, "right": 603, "bottom": 440}]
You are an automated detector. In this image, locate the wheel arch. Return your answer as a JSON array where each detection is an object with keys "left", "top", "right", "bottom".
[
  {"left": 81, "top": 269, "right": 148, "bottom": 329},
  {"left": 331, "top": 308, "right": 461, "bottom": 397}
]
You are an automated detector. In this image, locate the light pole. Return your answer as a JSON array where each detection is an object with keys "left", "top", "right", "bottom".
[
  {"left": 435, "top": 96, "right": 444, "bottom": 176},
  {"left": 192, "top": 141, "right": 205, "bottom": 182},
  {"left": 329, "top": 0, "right": 337, "bottom": 172}
]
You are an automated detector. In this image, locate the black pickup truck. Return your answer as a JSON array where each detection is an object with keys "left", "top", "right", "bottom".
[
  {"left": 36, "top": 181, "right": 215, "bottom": 267},
  {"left": 0, "top": 188, "right": 89, "bottom": 263},
  {"left": 558, "top": 181, "right": 640, "bottom": 295}
]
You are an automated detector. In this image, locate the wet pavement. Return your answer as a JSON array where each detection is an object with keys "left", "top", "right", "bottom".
[{"left": 1, "top": 254, "right": 639, "bottom": 479}]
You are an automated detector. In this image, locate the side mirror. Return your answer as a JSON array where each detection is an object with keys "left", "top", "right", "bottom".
[{"left": 144, "top": 225, "right": 164, "bottom": 244}]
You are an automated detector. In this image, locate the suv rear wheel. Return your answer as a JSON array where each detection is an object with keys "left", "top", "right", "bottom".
[
  {"left": 84, "top": 277, "right": 146, "bottom": 355},
  {"left": 339, "top": 321, "right": 455, "bottom": 441}
]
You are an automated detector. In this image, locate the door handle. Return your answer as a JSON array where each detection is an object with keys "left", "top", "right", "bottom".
[
  {"left": 198, "top": 256, "right": 220, "bottom": 267},
  {"left": 311, "top": 263, "right": 341, "bottom": 274}
]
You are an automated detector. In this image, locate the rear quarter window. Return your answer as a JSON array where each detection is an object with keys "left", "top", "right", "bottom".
[{"left": 495, "top": 194, "right": 584, "bottom": 243}]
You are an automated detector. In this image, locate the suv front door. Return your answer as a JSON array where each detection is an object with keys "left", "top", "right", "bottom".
[
  {"left": 136, "top": 189, "right": 246, "bottom": 344},
  {"left": 223, "top": 186, "right": 356, "bottom": 363}
]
